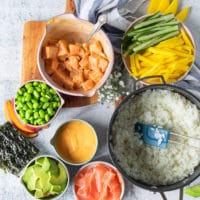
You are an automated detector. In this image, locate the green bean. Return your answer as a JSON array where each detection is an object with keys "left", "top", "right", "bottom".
[
  {"left": 39, "top": 120, "right": 45, "bottom": 125},
  {"left": 33, "top": 91, "right": 40, "bottom": 99},
  {"left": 17, "top": 102, "right": 23, "bottom": 109},
  {"left": 21, "top": 97, "right": 25, "bottom": 103},
  {"left": 25, "top": 93, "right": 31, "bottom": 101},
  {"left": 33, "top": 102, "right": 39, "bottom": 109},
  {"left": 49, "top": 88, "right": 56, "bottom": 95},
  {"left": 22, "top": 104, "right": 28, "bottom": 111},
  {"left": 33, "top": 82, "right": 39, "bottom": 86},
  {"left": 31, "top": 99, "right": 37, "bottom": 104},
  {"left": 45, "top": 114, "right": 50, "bottom": 122},
  {"left": 27, "top": 87, "right": 34, "bottom": 93},
  {"left": 45, "top": 94, "right": 51, "bottom": 99},
  {"left": 42, "top": 102, "right": 49, "bottom": 110},
  {"left": 40, "top": 97, "right": 49, "bottom": 103},
  {"left": 41, "top": 83, "right": 47, "bottom": 89},
  {"left": 53, "top": 102, "right": 58, "bottom": 109},
  {"left": 22, "top": 119, "right": 29, "bottom": 124},
  {"left": 19, "top": 110, "right": 25, "bottom": 117},
  {"left": 47, "top": 107, "right": 54, "bottom": 116},
  {"left": 25, "top": 110, "right": 31, "bottom": 119},
  {"left": 54, "top": 96, "right": 60, "bottom": 102},
  {"left": 27, "top": 102, "right": 33, "bottom": 109},
  {"left": 16, "top": 95, "right": 22, "bottom": 102},
  {"left": 36, "top": 87, "right": 41, "bottom": 92},
  {"left": 25, "top": 82, "right": 32, "bottom": 90},
  {"left": 34, "top": 112, "right": 39, "bottom": 119},
  {"left": 18, "top": 88, "right": 23, "bottom": 95},
  {"left": 39, "top": 110, "right": 45, "bottom": 118}
]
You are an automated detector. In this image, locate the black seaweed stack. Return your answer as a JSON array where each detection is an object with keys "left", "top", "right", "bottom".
[{"left": 0, "top": 122, "right": 39, "bottom": 175}]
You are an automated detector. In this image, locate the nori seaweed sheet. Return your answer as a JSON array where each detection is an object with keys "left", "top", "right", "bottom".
[{"left": 0, "top": 122, "right": 39, "bottom": 175}]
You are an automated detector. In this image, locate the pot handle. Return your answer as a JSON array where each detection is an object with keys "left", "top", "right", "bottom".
[
  {"left": 159, "top": 188, "right": 184, "bottom": 200},
  {"left": 179, "top": 188, "right": 184, "bottom": 200},
  {"left": 133, "top": 75, "right": 166, "bottom": 91},
  {"left": 159, "top": 192, "right": 167, "bottom": 200}
]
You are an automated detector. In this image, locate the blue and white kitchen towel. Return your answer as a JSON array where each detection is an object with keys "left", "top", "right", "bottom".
[{"left": 74, "top": 0, "right": 200, "bottom": 98}]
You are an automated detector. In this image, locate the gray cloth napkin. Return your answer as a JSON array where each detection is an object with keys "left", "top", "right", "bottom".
[{"left": 74, "top": 0, "right": 200, "bottom": 99}]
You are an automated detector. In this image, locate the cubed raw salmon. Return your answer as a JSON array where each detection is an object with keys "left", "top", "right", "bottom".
[
  {"left": 53, "top": 67, "right": 69, "bottom": 85},
  {"left": 98, "top": 57, "right": 108, "bottom": 72},
  {"left": 51, "top": 73, "right": 64, "bottom": 87},
  {"left": 81, "top": 79, "right": 95, "bottom": 91},
  {"left": 63, "top": 76, "right": 74, "bottom": 90},
  {"left": 57, "top": 39, "right": 69, "bottom": 61},
  {"left": 70, "top": 70, "right": 84, "bottom": 85},
  {"left": 68, "top": 56, "right": 80, "bottom": 70},
  {"left": 89, "top": 68, "right": 103, "bottom": 83},
  {"left": 89, "top": 54, "right": 99, "bottom": 70},
  {"left": 45, "top": 59, "right": 59, "bottom": 75},
  {"left": 69, "top": 44, "right": 85, "bottom": 57},
  {"left": 42, "top": 45, "right": 58, "bottom": 59},
  {"left": 79, "top": 55, "right": 89, "bottom": 69},
  {"left": 83, "top": 44, "right": 90, "bottom": 55},
  {"left": 83, "top": 69, "right": 90, "bottom": 80},
  {"left": 88, "top": 39, "right": 103, "bottom": 54},
  {"left": 64, "top": 60, "right": 73, "bottom": 72}
]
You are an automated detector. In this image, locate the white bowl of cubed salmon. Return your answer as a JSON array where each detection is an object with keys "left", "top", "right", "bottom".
[{"left": 37, "top": 14, "right": 114, "bottom": 97}]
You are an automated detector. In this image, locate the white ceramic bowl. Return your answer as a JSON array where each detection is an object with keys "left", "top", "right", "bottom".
[
  {"left": 73, "top": 161, "right": 125, "bottom": 200},
  {"left": 37, "top": 14, "right": 114, "bottom": 97},
  {"left": 122, "top": 14, "right": 196, "bottom": 84},
  {"left": 50, "top": 119, "right": 98, "bottom": 166},
  {"left": 14, "top": 80, "right": 64, "bottom": 129},
  {"left": 20, "top": 155, "right": 70, "bottom": 200}
]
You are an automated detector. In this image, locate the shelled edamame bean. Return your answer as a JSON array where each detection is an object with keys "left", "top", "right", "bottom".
[{"left": 15, "top": 81, "right": 61, "bottom": 126}]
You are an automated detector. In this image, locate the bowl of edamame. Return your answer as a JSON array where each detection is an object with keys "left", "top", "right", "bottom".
[{"left": 14, "top": 80, "right": 64, "bottom": 128}]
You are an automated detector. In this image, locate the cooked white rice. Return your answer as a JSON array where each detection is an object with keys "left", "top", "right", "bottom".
[{"left": 111, "top": 89, "right": 200, "bottom": 185}]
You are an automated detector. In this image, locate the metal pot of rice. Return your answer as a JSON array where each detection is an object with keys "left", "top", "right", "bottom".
[{"left": 108, "top": 76, "right": 200, "bottom": 199}]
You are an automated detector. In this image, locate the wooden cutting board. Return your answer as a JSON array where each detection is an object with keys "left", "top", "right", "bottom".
[{"left": 21, "top": 0, "right": 98, "bottom": 107}]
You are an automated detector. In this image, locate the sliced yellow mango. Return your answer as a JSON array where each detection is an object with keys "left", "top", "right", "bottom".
[
  {"left": 130, "top": 54, "right": 141, "bottom": 76},
  {"left": 157, "top": 37, "right": 184, "bottom": 48},
  {"left": 164, "top": 0, "right": 179, "bottom": 14},
  {"left": 176, "top": 57, "right": 194, "bottom": 64},
  {"left": 139, "top": 64, "right": 162, "bottom": 77},
  {"left": 147, "top": 54, "right": 166, "bottom": 62},
  {"left": 142, "top": 50, "right": 152, "bottom": 57},
  {"left": 174, "top": 46, "right": 188, "bottom": 53},
  {"left": 176, "top": 6, "right": 190, "bottom": 22},
  {"left": 148, "top": 47, "right": 175, "bottom": 56},
  {"left": 182, "top": 45, "right": 194, "bottom": 54},
  {"left": 137, "top": 54, "right": 156, "bottom": 65},
  {"left": 162, "top": 56, "right": 179, "bottom": 64},
  {"left": 180, "top": 28, "right": 193, "bottom": 48},
  {"left": 130, "top": 55, "right": 139, "bottom": 75},
  {"left": 156, "top": 0, "right": 170, "bottom": 13},
  {"left": 164, "top": 48, "right": 194, "bottom": 58},
  {"left": 147, "top": 0, "right": 158, "bottom": 14}
]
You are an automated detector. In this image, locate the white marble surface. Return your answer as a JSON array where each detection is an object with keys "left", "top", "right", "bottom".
[{"left": 0, "top": 0, "right": 200, "bottom": 200}]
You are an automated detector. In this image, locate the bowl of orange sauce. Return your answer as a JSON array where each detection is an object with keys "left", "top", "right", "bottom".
[{"left": 50, "top": 119, "right": 98, "bottom": 165}]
